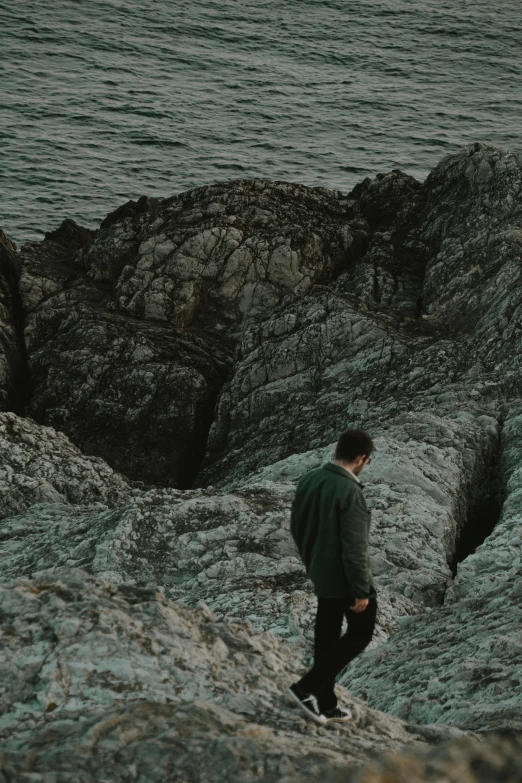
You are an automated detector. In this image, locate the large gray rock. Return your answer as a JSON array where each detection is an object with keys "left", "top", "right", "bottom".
[
  {"left": 18, "top": 182, "right": 373, "bottom": 487},
  {"left": 0, "top": 412, "right": 134, "bottom": 519},
  {"left": 18, "top": 218, "right": 231, "bottom": 488},
  {"left": 198, "top": 287, "right": 502, "bottom": 485},
  {"left": 0, "top": 568, "right": 461, "bottom": 783},
  {"left": 4, "top": 143, "right": 522, "bottom": 778},
  {"left": 340, "top": 405, "right": 522, "bottom": 732},
  {"left": 0, "top": 479, "right": 417, "bottom": 646},
  {"left": 13, "top": 145, "right": 522, "bottom": 491},
  {"left": 200, "top": 144, "right": 522, "bottom": 487},
  {"left": 419, "top": 143, "right": 522, "bottom": 337}
]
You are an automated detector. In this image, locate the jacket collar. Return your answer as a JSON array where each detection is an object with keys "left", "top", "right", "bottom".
[{"left": 323, "top": 461, "right": 364, "bottom": 488}]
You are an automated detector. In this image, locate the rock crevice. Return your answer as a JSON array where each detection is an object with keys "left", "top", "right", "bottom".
[
  {"left": 0, "top": 230, "right": 33, "bottom": 413},
  {"left": 450, "top": 422, "right": 504, "bottom": 576}
]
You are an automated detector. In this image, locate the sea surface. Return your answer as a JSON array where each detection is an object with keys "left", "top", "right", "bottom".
[{"left": 2, "top": 0, "right": 521, "bottom": 246}]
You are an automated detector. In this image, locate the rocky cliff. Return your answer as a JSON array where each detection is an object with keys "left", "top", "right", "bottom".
[{"left": 1, "top": 142, "right": 522, "bottom": 780}]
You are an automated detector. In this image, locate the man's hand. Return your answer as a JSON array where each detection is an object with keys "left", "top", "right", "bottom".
[{"left": 349, "top": 598, "right": 369, "bottom": 613}]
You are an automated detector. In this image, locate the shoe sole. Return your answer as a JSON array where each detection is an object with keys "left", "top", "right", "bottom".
[
  {"left": 323, "top": 711, "right": 353, "bottom": 724},
  {"left": 287, "top": 687, "right": 327, "bottom": 725}
]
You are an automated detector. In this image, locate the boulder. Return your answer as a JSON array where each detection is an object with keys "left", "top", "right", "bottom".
[{"left": 18, "top": 181, "right": 373, "bottom": 487}]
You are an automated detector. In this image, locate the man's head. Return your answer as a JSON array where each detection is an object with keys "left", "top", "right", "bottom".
[{"left": 334, "top": 429, "right": 374, "bottom": 476}]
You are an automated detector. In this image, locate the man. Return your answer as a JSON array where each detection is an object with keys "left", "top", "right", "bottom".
[{"left": 288, "top": 429, "right": 376, "bottom": 725}]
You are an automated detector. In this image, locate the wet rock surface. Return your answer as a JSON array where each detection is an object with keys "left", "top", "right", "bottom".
[{"left": 2, "top": 143, "right": 522, "bottom": 778}]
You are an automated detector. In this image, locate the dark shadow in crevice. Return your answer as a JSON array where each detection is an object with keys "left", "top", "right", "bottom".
[
  {"left": 0, "top": 245, "right": 34, "bottom": 413},
  {"left": 179, "top": 385, "right": 223, "bottom": 491},
  {"left": 450, "top": 444, "right": 504, "bottom": 576}
]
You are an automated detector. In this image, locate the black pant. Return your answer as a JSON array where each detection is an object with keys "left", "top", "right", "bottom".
[{"left": 298, "top": 595, "right": 377, "bottom": 712}]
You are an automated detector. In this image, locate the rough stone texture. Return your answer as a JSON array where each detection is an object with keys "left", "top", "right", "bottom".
[
  {"left": 193, "top": 144, "right": 522, "bottom": 622},
  {"left": 0, "top": 412, "right": 134, "bottom": 519},
  {"left": 419, "top": 144, "right": 522, "bottom": 339},
  {"left": 18, "top": 181, "right": 374, "bottom": 487},
  {"left": 448, "top": 405, "right": 522, "bottom": 603},
  {"left": 0, "top": 481, "right": 416, "bottom": 647},
  {"left": 0, "top": 568, "right": 464, "bottom": 783},
  {"left": 336, "top": 168, "right": 425, "bottom": 321},
  {"left": 0, "top": 229, "right": 28, "bottom": 412},
  {"left": 17, "top": 223, "right": 230, "bottom": 489},
  {"left": 346, "top": 733, "right": 522, "bottom": 783},
  {"left": 230, "top": 413, "right": 500, "bottom": 608},
  {"left": 340, "top": 404, "right": 522, "bottom": 732},
  {"left": 198, "top": 287, "right": 503, "bottom": 488},
  {"left": 3, "top": 143, "right": 522, "bottom": 778},
  {"left": 200, "top": 144, "right": 522, "bottom": 490},
  {"left": 14, "top": 145, "right": 522, "bottom": 492}
]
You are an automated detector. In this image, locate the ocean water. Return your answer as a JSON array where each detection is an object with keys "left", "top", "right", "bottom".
[{"left": 2, "top": 0, "right": 521, "bottom": 246}]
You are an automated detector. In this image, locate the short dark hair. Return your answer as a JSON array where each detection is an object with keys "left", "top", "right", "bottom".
[{"left": 335, "top": 429, "right": 374, "bottom": 462}]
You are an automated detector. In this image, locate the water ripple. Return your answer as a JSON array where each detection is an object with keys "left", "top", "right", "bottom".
[{"left": 1, "top": 0, "right": 521, "bottom": 244}]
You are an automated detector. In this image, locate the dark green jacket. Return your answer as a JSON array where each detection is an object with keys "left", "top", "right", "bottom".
[{"left": 290, "top": 462, "right": 376, "bottom": 599}]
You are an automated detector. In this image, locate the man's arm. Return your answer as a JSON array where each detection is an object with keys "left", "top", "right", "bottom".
[{"left": 339, "top": 488, "right": 372, "bottom": 599}]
